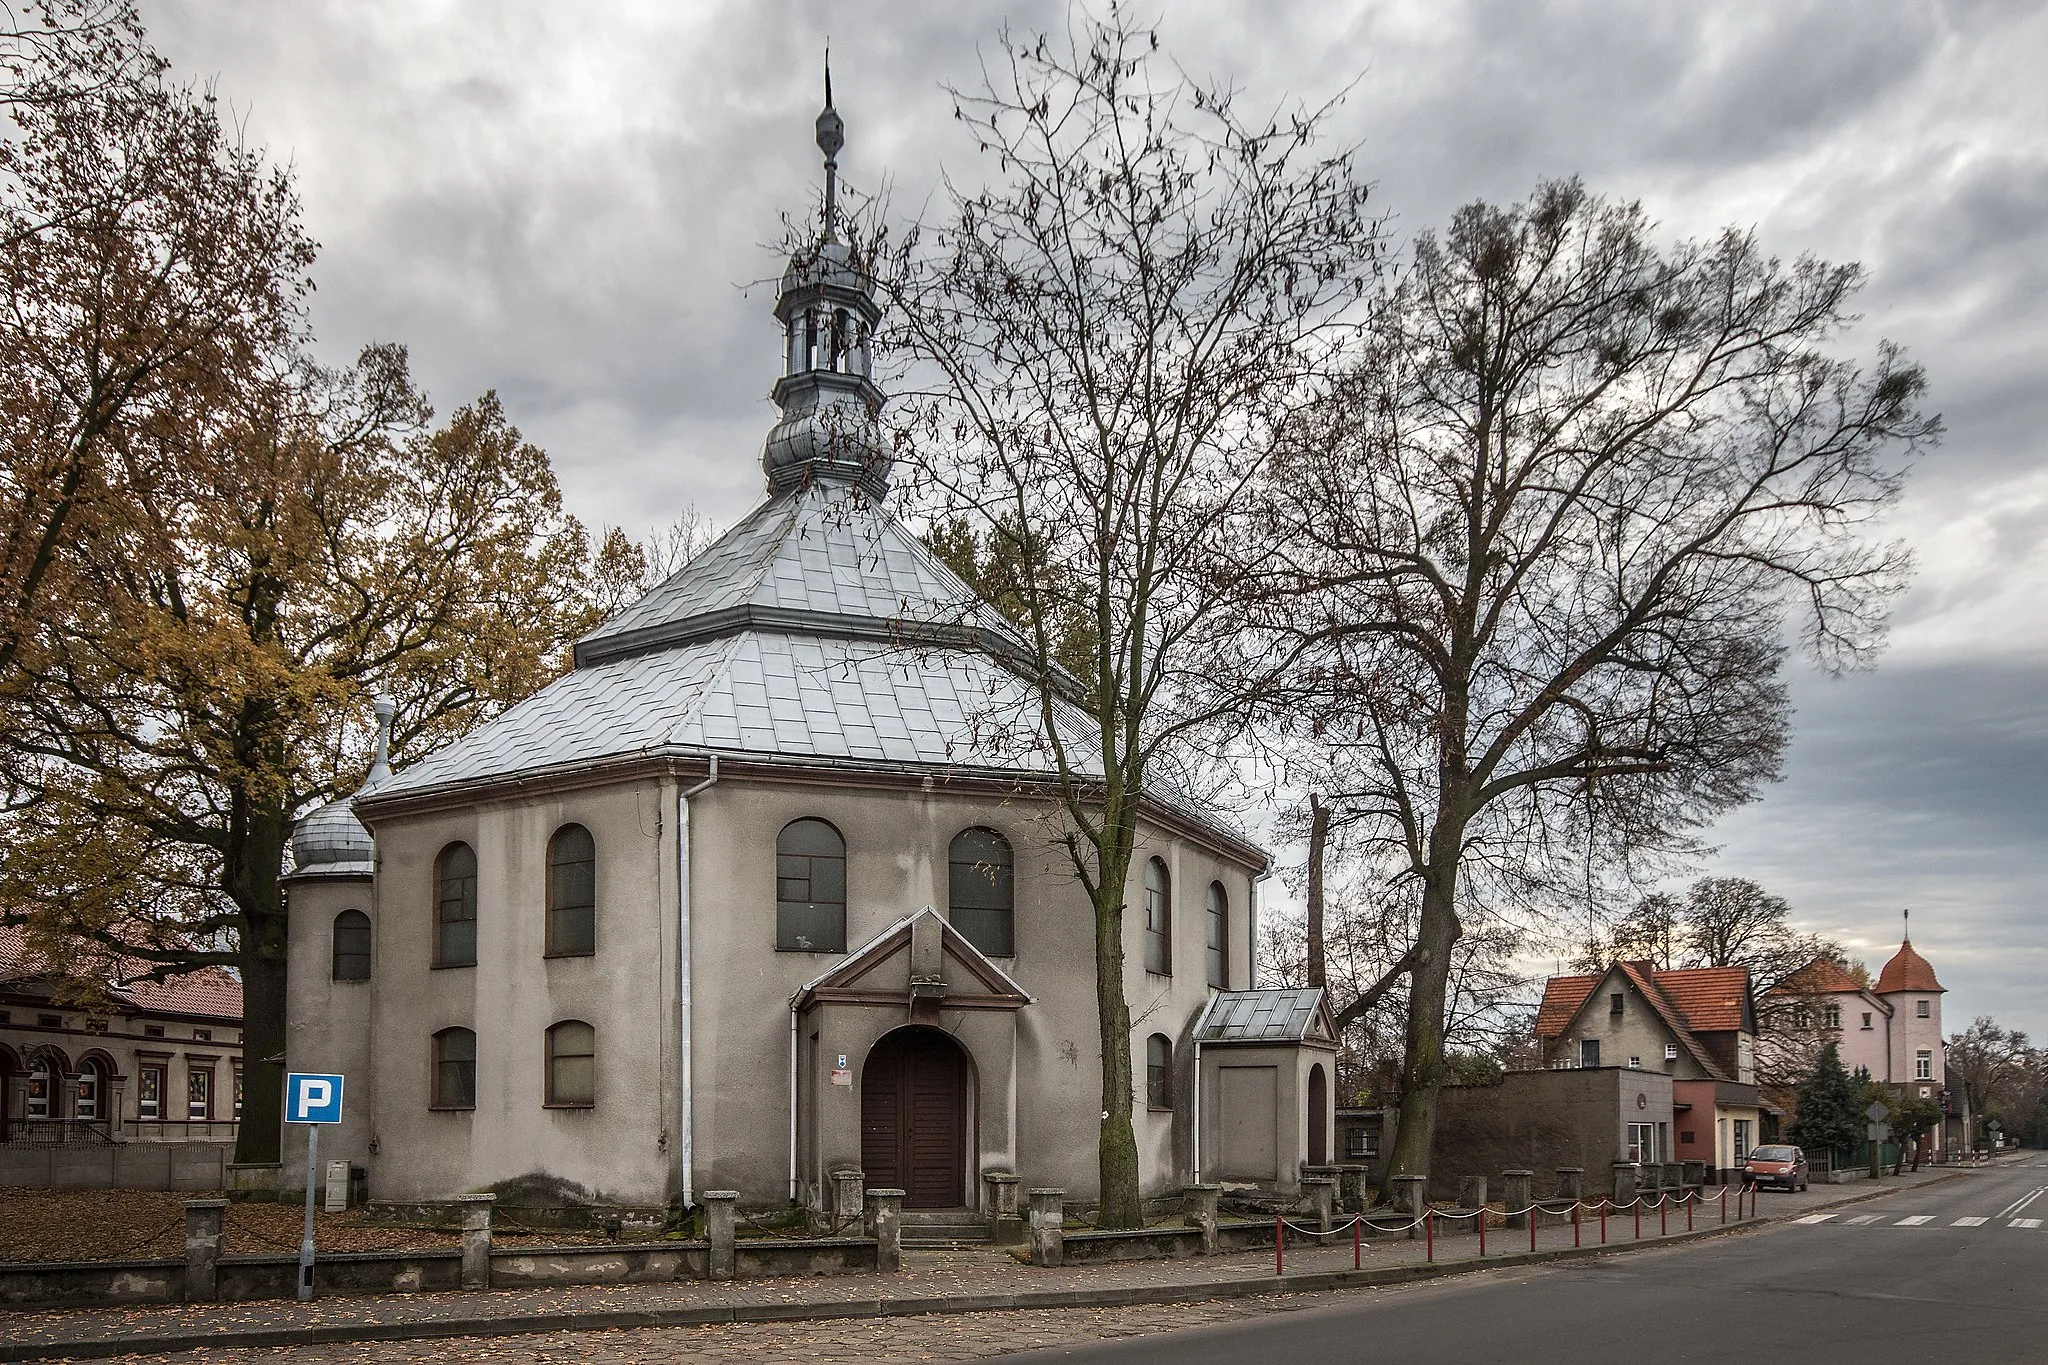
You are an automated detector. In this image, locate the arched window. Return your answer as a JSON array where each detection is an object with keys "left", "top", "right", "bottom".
[
  {"left": 948, "top": 828, "right": 1015, "bottom": 957},
  {"left": 435, "top": 843, "right": 478, "bottom": 967},
  {"left": 547, "top": 824, "right": 597, "bottom": 957},
  {"left": 332, "top": 909, "right": 372, "bottom": 981},
  {"left": 1146, "top": 1034, "right": 1173, "bottom": 1110},
  {"left": 75, "top": 1057, "right": 107, "bottom": 1120},
  {"left": 1206, "top": 882, "right": 1228, "bottom": 989},
  {"left": 546, "top": 1021, "right": 596, "bottom": 1107},
  {"left": 1143, "top": 857, "right": 1172, "bottom": 975},
  {"left": 432, "top": 1027, "right": 475, "bottom": 1109},
  {"left": 776, "top": 819, "right": 846, "bottom": 952},
  {"left": 25, "top": 1054, "right": 57, "bottom": 1118}
]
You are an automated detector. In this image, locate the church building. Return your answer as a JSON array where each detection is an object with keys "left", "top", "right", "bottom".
[{"left": 281, "top": 85, "right": 1336, "bottom": 1216}]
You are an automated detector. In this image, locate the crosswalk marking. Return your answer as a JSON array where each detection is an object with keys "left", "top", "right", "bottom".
[
  {"left": 1793, "top": 1214, "right": 1837, "bottom": 1224},
  {"left": 1846, "top": 1214, "right": 1883, "bottom": 1225},
  {"left": 2015, "top": 1219, "right": 2043, "bottom": 1229},
  {"left": 1951, "top": 1217, "right": 1988, "bottom": 1226},
  {"left": 1896, "top": 1215, "right": 1934, "bottom": 1226}
]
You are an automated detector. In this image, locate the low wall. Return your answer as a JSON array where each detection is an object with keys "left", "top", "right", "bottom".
[
  {"left": 0, "top": 1238, "right": 881, "bottom": 1309},
  {"left": 0, "top": 1143, "right": 231, "bottom": 1192}
]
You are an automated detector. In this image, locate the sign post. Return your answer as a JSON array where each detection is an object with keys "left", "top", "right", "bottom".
[
  {"left": 285, "top": 1073, "right": 345, "bottom": 1302},
  {"left": 1865, "top": 1100, "right": 1891, "bottom": 1179}
]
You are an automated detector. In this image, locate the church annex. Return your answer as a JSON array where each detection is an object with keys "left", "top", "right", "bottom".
[{"left": 280, "top": 85, "right": 1335, "bottom": 1215}]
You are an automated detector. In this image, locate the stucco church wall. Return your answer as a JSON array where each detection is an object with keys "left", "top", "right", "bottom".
[
  {"left": 281, "top": 873, "right": 377, "bottom": 1186},
  {"left": 362, "top": 778, "right": 678, "bottom": 1205}
]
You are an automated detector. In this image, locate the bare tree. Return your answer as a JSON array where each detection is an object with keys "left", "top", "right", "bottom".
[
  {"left": 1947, "top": 1017, "right": 2037, "bottom": 1142},
  {"left": 1250, "top": 179, "right": 1938, "bottom": 1180},
  {"left": 887, "top": 4, "right": 1380, "bottom": 1224}
]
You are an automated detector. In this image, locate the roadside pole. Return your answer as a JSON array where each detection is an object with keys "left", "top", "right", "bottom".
[
  {"left": 1866, "top": 1100, "right": 1892, "bottom": 1182},
  {"left": 284, "top": 1072, "right": 346, "bottom": 1303}
]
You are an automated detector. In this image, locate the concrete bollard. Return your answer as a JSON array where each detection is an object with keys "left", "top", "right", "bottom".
[
  {"left": 830, "top": 1168, "right": 865, "bottom": 1230},
  {"left": 1459, "top": 1175, "right": 1489, "bottom": 1215},
  {"left": 1612, "top": 1161, "right": 1640, "bottom": 1210},
  {"left": 1183, "top": 1184, "right": 1221, "bottom": 1255},
  {"left": 1338, "top": 1164, "right": 1371, "bottom": 1214},
  {"left": 1682, "top": 1159, "right": 1706, "bottom": 1190},
  {"left": 1303, "top": 1176, "right": 1337, "bottom": 1233},
  {"left": 1502, "top": 1170, "right": 1533, "bottom": 1230},
  {"left": 1391, "top": 1174, "right": 1427, "bottom": 1240},
  {"left": 866, "top": 1189, "right": 904, "bottom": 1273},
  {"left": 1028, "top": 1188, "right": 1066, "bottom": 1267},
  {"left": 704, "top": 1191, "right": 739, "bottom": 1281},
  {"left": 182, "top": 1199, "right": 227, "bottom": 1303},
  {"left": 1555, "top": 1167, "right": 1585, "bottom": 1203},
  {"left": 984, "top": 1170, "right": 1024, "bottom": 1244},
  {"left": 453, "top": 1194, "right": 494, "bottom": 1290}
]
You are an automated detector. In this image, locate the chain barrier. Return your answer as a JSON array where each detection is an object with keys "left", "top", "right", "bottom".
[
  {"left": 1273, "top": 1182, "right": 1762, "bottom": 1273},
  {"left": 735, "top": 1208, "right": 861, "bottom": 1241},
  {"left": 90, "top": 1212, "right": 188, "bottom": 1260}
]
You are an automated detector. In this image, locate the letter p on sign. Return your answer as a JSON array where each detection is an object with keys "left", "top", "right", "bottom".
[{"left": 286, "top": 1072, "right": 345, "bottom": 1124}]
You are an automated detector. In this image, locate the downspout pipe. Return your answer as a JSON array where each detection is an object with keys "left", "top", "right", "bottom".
[{"left": 677, "top": 756, "right": 719, "bottom": 1210}]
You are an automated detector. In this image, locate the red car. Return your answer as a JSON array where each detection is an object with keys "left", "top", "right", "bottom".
[{"left": 1744, "top": 1144, "right": 1810, "bottom": 1191}]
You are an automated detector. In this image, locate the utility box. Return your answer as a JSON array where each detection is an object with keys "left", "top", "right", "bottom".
[{"left": 323, "top": 1160, "right": 351, "bottom": 1212}]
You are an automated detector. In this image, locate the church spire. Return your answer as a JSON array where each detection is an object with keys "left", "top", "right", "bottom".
[{"left": 762, "top": 60, "right": 890, "bottom": 498}]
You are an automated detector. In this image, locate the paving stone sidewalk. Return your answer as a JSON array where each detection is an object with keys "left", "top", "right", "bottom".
[{"left": 0, "top": 1165, "right": 1976, "bottom": 1362}]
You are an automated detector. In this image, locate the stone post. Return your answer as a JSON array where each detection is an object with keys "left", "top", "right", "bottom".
[
  {"left": 1611, "top": 1161, "right": 1640, "bottom": 1210},
  {"left": 866, "top": 1189, "right": 904, "bottom": 1272},
  {"left": 1390, "top": 1174, "right": 1427, "bottom": 1240},
  {"left": 983, "top": 1170, "right": 1023, "bottom": 1244},
  {"left": 1502, "top": 1170, "right": 1533, "bottom": 1230},
  {"left": 1182, "top": 1184, "right": 1221, "bottom": 1255},
  {"left": 1663, "top": 1161, "right": 1684, "bottom": 1192},
  {"left": 1338, "top": 1164, "right": 1370, "bottom": 1214},
  {"left": 704, "top": 1190, "right": 739, "bottom": 1281},
  {"left": 182, "top": 1199, "right": 227, "bottom": 1303},
  {"left": 1555, "top": 1167, "right": 1585, "bottom": 1204},
  {"left": 452, "top": 1194, "right": 494, "bottom": 1290},
  {"left": 1303, "top": 1175, "right": 1337, "bottom": 1233},
  {"left": 1682, "top": 1159, "right": 1706, "bottom": 1190},
  {"left": 1027, "top": 1188, "right": 1066, "bottom": 1268},
  {"left": 830, "top": 1168, "right": 865, "bottom": 1231},
  {"left": 1458, "top": 1175, "right": 1488, "bottom": 1214}
]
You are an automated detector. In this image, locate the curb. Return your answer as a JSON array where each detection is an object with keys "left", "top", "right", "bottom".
[{"left": 0, "top": 1169, "right": 1983, "bottom": 1362}]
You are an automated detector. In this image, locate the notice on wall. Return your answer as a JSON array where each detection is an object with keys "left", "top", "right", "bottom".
[{"left": 830, "top": 1068, "right": 852, "bottom": 1087}]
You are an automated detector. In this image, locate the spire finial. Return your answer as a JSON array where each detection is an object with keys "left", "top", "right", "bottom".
[
  {"left": 815, "top": 46, "right": 844, "bottom": 242},
  {"left": 1902, "top": 906, "right": 1910, "bottom": 944}
]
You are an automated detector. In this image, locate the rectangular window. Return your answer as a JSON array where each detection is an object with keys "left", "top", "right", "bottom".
[
  {"left": 138, "top": 1065, "right": 163, "bottom": 1120},
  {"left": 38, "top": 1013, "right": 61, "bottom": 1028},
  {"left": 187, "top": 1068, "right": 212, "bottom": 1121},
  {"left": 1861, "top": 1012, "right": 1873, "bottom": 1029},
  {"left": 1733, "top": 1119, "right": 1752, "bottom": 1162},
  {"left": 1916, "top": 1049, "right": 1932, "bottom": 1081},
  {"left": 1346, "top": 1128, "right": 1378, "bottom": 1158},
  {"left": 1628, "top": 1056, "right": 1642, "bottom": 1069},
  {"left": 1580, "top": 1038, "right": 1600, "bottom": 1068},
  {"left": 76, "top": 1070, "right": 98, "bottom": 1119},
  {"left": 233, "top": 1067, "right": 244, "bottom": 1119},
  {"left": 1664, "top": 1043, "right": 1678, "bottom": 1061},
  {"left": 193, "top": 1028, "right": 211, "bottom": 1042},
  {"left": 1916, "top": 1000, "right": 1930, "bottom": 1018},
  {"left": 1823, "top": 1004, "right": 1840, "bottom": 1029},
  {"left": 1610, "top": 992, "right": 1625, "bottom": 1015},
  {"left": 434, "top": 1029, "right": 477, "bottom": 1109},
  {"left": 25, "top": 1069, "right": 49, "bottom": 1118},
  {"left": 1627, "top": 1122, "right": 1654, "bottom": 1163},
  {"left": 143, "top": 1024, "right": 164, "bottom": 1038}
]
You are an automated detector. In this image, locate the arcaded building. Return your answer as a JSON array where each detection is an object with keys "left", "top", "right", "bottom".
[{"left": 280, "top": 92, "right": 1337, "bottom": 1215}]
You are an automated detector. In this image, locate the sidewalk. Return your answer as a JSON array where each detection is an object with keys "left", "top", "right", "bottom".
[{"left": 0, "top": 1165, "right": 1979, "bottom": 1362}]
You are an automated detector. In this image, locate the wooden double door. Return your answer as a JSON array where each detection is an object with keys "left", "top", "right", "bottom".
[{"left": 861, "top": 1028, "right": 968, "bottom": 1208}]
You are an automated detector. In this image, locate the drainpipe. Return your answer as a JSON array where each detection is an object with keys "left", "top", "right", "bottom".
[
  {"left": 677, "top": 757, "right": 719, "bottom": 1209},
  {"left": 789, "top": 1004, "right": 800, "bottom": 1203},
  {"left": 1192, "top": 1037, "right": 1203, "bottom": 1183}
]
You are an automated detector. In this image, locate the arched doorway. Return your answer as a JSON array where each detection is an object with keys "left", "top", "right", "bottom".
[
  {"left": 1307, "top": 1063, "right": 1329, "bottom": 1167},
  {"left": 861, "top": 1027, "right": 969, "bottom": 1209}
]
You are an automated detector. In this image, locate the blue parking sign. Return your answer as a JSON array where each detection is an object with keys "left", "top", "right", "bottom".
[{"left": 285, "top": 1072, "right": 345, "bottom": 1124}]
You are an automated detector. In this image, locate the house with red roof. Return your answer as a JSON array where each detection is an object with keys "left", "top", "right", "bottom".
[
  {"left": 0, "top": 927, "right": 245, "bottom": 1156},
  {"left": 1762, "top": 933, "right": 1952, "bottom": 1157},
  {"left": 1532, "top": 961, "right": 1766, "bottom": 1182}
]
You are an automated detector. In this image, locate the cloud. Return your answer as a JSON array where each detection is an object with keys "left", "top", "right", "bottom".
[{"left": 144, "top": 0, "right": 2048, "bottom": 1037}]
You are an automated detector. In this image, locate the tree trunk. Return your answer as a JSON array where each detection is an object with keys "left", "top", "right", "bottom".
[
  {"left": 1091, "top": 863, "right": 1143, "bottom": 1228},
  {"left": 1306, "top": 794, "right": 1328, "bottom": 990},
  {"left": 228, "top": 794, "right": 291, "bottom": 1166},
  {"left": 1386, "top": 810, "right": 1467, "bottom": 1182}
]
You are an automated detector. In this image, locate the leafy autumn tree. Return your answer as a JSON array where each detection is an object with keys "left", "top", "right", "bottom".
[
  {"left": 888, "top": 5, "right": 1381, "bottom": 1224},
  {"left": 3, "top": 343, "right": 610, "bottom": 1163},
  {"left": 0, "top": 0, "right": 310, "bottom": 687},
  {"left": 1250, "top": 179, "right": 1939, "bottom": 1181}
]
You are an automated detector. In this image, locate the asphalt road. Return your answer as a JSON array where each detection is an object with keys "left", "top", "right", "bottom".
[{"left": 1000, "top": 1157, "right": 2048, "bottom": 1365}]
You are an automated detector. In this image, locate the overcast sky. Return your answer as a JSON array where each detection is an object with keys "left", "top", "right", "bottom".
[{"left": 149, "top": 1, "right": 2047, "bottom": 1038}]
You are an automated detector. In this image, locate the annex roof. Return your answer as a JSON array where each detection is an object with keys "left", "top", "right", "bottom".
[
  {"left": 0, "top": 927, "right": 243, "bottom": 1022},
  {"left": 1876, "top": 939, "right": 1944, "bottom": 995},
  {"left": 1193, "top": 988, "right": 1337, "bottom": 1045}
]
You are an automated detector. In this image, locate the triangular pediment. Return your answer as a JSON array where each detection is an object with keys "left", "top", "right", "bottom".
[{"left": 794, "top": 907, "right": 1031, "bottom": 1011}]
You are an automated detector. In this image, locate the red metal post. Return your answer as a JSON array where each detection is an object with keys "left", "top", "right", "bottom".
[
  {"left": 1275, "top": 1214, "right": 1283, "bottom": 1275},
  {"left": 1661, "top": 1198, "right": 1668, "bottom": 1236},
  {"left": 1720, "top": 1184, "right": 1727, "bottom": 1224},
  {"left": 1600, "top": 1200, "right": 1608, "bottom": 1245},
  {"left": 1573, "top": 1200, "right": 1581, "bottom": 1247},
  {"left": 1479, "top": 1208, "right": 1486, "bottom": 1256},
  {"left": 1687, "top": 1193, "right": 1694, "bottom": 1231},
  {"left": 1634, "top": 1199, "right": 1641, "bottom": 1239},
  {"left": 1530, "top": 1204, "right": 1538, "bottom": 1252},
  {"left": 1354, "top": 1216, "right": 1362, "bottom": 1269},
  {"left": 1426, "top": 1209, "right": 1434, "bottom": 1263}
]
